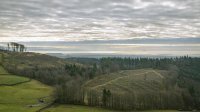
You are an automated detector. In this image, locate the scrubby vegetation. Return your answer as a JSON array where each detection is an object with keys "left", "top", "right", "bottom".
[{"left": 1, "top": 44, "right": 200, "bottom": 111}]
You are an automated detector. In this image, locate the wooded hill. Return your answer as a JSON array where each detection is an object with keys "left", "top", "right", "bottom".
[{"left": 1, "top": 49, "right": 200, "bottom": 111}]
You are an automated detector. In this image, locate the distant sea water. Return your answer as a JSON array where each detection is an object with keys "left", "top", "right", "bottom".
[{"left": 1, "top": 38, "right": 200, "bottom": 57}]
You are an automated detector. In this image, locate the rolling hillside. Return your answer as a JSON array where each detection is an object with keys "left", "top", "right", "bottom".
[
  {"left": 83, "top": 69, "right": 200, "bottom": 110},
  {"left": 1, "top": 51, "right": 200, "bottom": 111}
]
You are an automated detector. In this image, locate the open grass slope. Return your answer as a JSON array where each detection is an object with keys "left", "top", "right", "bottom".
[
  {"left": 0, "top": 66, "right": 29, "bottom": 85},
  {"left": 0, "top": 65, "right": 54, "bottom": 112},
  {"left": 0, "top": 74, "right": 29, "bottom": 85},
  {"left": 84, "top": 69, "right": 168, "bottom": 94},
  {"left": 44, "top": 105, "right": 117, "bottom": 112}
]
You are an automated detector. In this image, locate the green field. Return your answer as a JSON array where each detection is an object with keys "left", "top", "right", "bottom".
[
  {"left": 44, "top": 105, "right": 179, "bottom": 112},
  {"left": 44, "top": 105, "right": 117, "bottom": 112},
  {"left": 0, "top": 66, "right": 54, "bottom": 112},
  {"left": 0, "top": 75, "right": 29, "bottom": 85}
]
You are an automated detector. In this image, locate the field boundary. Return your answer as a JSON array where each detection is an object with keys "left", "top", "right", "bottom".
[{"left": 0, "top": 74, "right": 10, "bottom": 75}]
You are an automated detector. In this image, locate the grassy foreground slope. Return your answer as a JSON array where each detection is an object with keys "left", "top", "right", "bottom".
[
  {"left": 44, "top": 105, "right": 117, "bottom": 112},
  {"left": 0, "top": 66, "right": 53, "bottom": 112},
  {"left": 44, "top": 105, "right": 179, "bottom": 112}
]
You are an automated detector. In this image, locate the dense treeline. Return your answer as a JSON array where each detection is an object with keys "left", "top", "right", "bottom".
[
  {"left": 67, "top": 57, "right": 200, "bottom": 81},
  {"left": 85, "top": 89, "right": 187, "bottom": 110},
  {"left": 1, "top": 49, "right": 200, "bottom": 110},
  {"left": 99, "top": 57, "right": 200, "bottom": 83}
]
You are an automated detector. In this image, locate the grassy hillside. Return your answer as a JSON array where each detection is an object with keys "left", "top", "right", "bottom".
[
  {"left": 0, "top": 74, "right": 29, "bottom": 85},
  {"left": 0, "top": 65, "right": 54, "bottom": 112},
  {"left": 84, "top": 69, "right": 167, "bottom": 94}
]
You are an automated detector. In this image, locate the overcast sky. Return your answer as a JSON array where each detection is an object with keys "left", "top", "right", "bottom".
[{"left": 0, "top": 0, "right": 200, "bottom": 56}]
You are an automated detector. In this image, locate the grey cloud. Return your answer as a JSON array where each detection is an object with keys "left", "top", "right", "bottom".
[{"left": 0, "top": 0, "right": 200, "bottom": 41}]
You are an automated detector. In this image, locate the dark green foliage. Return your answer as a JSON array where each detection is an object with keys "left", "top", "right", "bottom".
[
  {"left": 188, "top": 86, "right": 195, "bottom": 97},
  {"left": 0, "top": 53, "right": 3, "bottom": 65},
  {"left": 102, "top": 89, "right": 111, "bottom": 107}
]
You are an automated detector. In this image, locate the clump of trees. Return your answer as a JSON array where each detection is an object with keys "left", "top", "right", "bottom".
[
  {"left": 8, "top": 42, "right": 26, "bottom": 52},
  {"left": 102, "top": 89, "right": 111, "bottom": 107},
  {"left": 0, "top": 42, "right": 26, "bottom": 52},
  {"left": 55, "top": 79, "right": 84, "bottom": 104}
]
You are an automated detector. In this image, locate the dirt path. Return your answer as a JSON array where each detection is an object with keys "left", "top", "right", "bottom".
[
  {"left": 82, "top": 71, "right": 123, "bottom": 88},
  {"left": 152, "top": 70, "right": 164, "bottom": 79},
  {"left": 28, "top": 95, "right": 53, "bottom": 108},
  {"left": 91, "top": 71, "right": 151, "bottom": 89},
  {"left": 36, "top": 100, "right": 56, "bottom": 112}
]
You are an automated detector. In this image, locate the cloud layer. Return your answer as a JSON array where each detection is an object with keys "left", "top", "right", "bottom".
[
  {"left": 0, "top": 0, "right": 199, "bottom": 56},
  {"left": 0, "top": 0, "right": 200, "bottom": 42}
]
